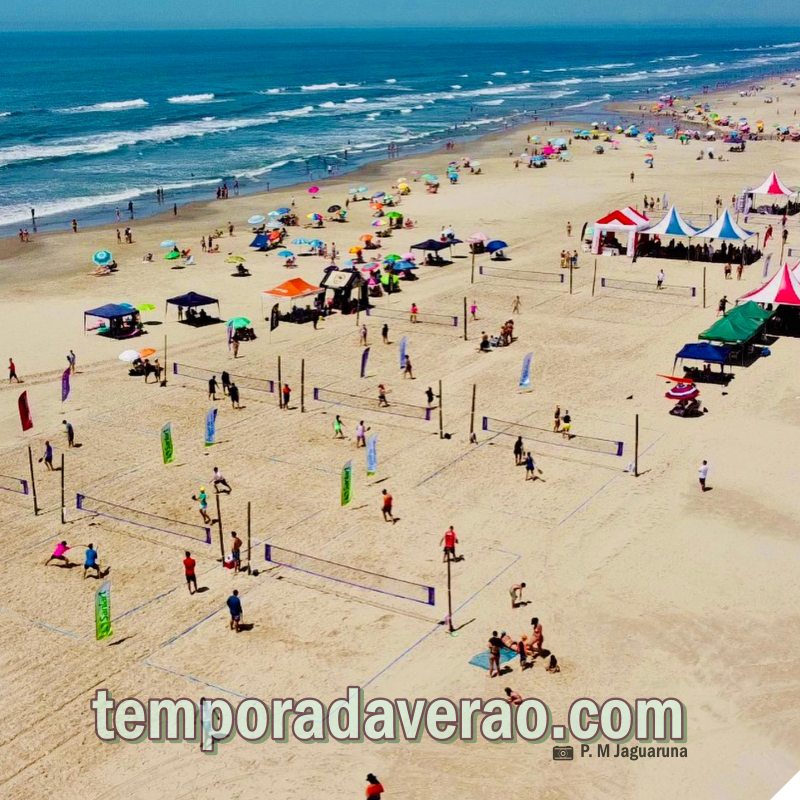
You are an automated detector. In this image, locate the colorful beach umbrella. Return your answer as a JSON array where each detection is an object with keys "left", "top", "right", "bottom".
[
  {"left": 385, "top": 211, "right": 402, "bottom": 219},
  {"left": 225, "top": 255, "right": 247, "bottom": 264},
  {"left": 92, "top": 249, "right": 113, "bottom": 266},
  {"left": 292, "top": 237, "right": 310, "bottom": 245},
  {"left": 665, "top": 384, "right": 699, "bottom": 400},
  {"left": 275, "top": 207, "right": 291, "bottom": 215},
  {"left": 165, "top": 251, "right": 180, "bottom": 260},
  {"left": 118, "top": 350, "right": 140, "bottom": 363},
  {"left": 247, "top": 214, "right": 266, "bottom": 225},
  {"left": 308, "top": 186, "right": 320, "bottom": 194},
  {"left": 371, "top": 219, "right": 386, "bottom": 227},
  {"left": 278, "top": 250, "right": 294, "bottom": 257},
  {"left": 139, "top": 347, "right": 156, "bottom": 358},
  {"left": 383, "top": 253, "right": 401, "bottom": 262},
  {"left": 135, "top": 303, "right": 156, "bottom": 312},
  {"left": 307, "top": 213, "right": 323, "bottom": 221},
  {"left": 486, "top": 240, "right": 508, "bottom": 253},
  {"left": 160, "top": 240, "right": 176, "bottom": 248},
  {"left": 328, "top": 205, "right": 342, "bottom": 212},
  {"left": 226, "top": 317, "right": 252, "bottom": 329}
]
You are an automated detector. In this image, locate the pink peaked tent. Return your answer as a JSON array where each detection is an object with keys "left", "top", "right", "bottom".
[
  {"left": 591, "top": 206, "right": 650, "bottom": 258},
  {"left": 749, "top": 170, "right": 795, "bottom": 197},
  {"left": 738, "top": 262, "right": 800, "bottom": 306}
]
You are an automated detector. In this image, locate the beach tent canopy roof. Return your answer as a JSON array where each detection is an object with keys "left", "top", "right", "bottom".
[
  {"left": 84, "top": 303, "right": 137, "bottom": 319},
  {"left": 594, "top": 206, "right": 650, "bottom": 231},
  {"left": 642, "top": 206, "right": 700, "bottom": 237},
  {"left": 738, "top": 262, "right": 800, "bottom": 306},
  {"left": 698, "top": 303, "right": 770, "bottom": 344},
  {"left": 263, "top": 277, "right": 321, "bottom": 298},
  {"left": 693, "top": 209, "right": 754, "bottom": 241},
  {"left": 410, "top": 239, "right": 452, "bottom": 252},
  {"left": 250, "top": 234, "right": 268, "bottom": 249},
  {"left": 749, "top": 170, "right": 795, "bottom": 196},
  {"left": 166, "top": 291, "right": 219, "bottom": 307},
  {"left": 320, "top": 269, "right": 364, "bottom": 290},
  {"left": 674, "top": 342, "right": 731, "bottom": 364}
]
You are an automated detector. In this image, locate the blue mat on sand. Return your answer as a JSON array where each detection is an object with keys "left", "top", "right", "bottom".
[{"left": 469, "top": 646, "right": 518, "bottom": 670}]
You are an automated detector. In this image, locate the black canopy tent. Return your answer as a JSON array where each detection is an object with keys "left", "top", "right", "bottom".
[
  {"left": 166, "top": 291, "right": 221, "bottom": 326},
  {"left": 83, "top": 303, "right": 142, "bottom": 339}
]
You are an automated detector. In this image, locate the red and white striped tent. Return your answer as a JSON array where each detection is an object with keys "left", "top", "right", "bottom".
[
  {"left": 591, "top": 206, "right": 650, "bottom": 258},
  {"left": 738, "top": 262, "right": 800, "bottom": 306},
  {"left": 749, "top": 170, "right": 796, "bottom": 197}
]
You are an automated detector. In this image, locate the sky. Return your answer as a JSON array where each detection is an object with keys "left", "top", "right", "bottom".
[{"left": 1, "top": 0, "right": 798, "bottom": 29}]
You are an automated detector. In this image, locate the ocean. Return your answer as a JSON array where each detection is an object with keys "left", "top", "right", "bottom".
[{"left": 1, "top": 26, "right": 799, "bottom": 236}]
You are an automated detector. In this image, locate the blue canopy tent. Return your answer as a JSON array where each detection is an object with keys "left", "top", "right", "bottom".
[
  {"left": 673, "top": 342, "right": 732, "bottom": 373},
  {"left": 84, "top": 303, "right": 142, "bottom": 338},
  {"left": 250, "top": 234, "right": 268, "bottom": 251},
  {"left": 410, "top": 239, "right": 451, "bottom": 253},
  {"left": 166, "top": 291, "right": 221, "bottom": 325}
]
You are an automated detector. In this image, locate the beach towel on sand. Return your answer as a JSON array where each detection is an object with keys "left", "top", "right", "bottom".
[{"left": 469, "top": 647, "right": 517, "bottom": 670}]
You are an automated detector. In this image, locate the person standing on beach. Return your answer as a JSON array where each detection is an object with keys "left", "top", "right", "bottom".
[
  {"left": 333, "top": 415, "right": 345, "bottom": 439},
  {"left": 553, "top": 405, "right": 561, "bottom": 432},
  {"left": 657, "top": 269, "right": 665, "bottom": 290},
  {"left": 45, "top": 541, "right": 71, "bottom": 566},
  {"left": 360, "top": 324, "right": 368, "bottom": 346},
  {"left": 511, "top": 295, "right": 521, "bottom": 314},
  {"left": 183, "top": 551, "right": 197, "bottom": 594},
  {"left": 282, "top": 382, "right": 291, "bottom": 409},
  {"left": 566, "top": 220, "right": 572, "bottom": 237},
  {"left": 128, "top": 200, "right": 134, "bottom": 219},
  {"left": 524, "top": 452, "right": 538, "bottom": 481},
  {"left": 717, "top": 295, "right": 729, "bottom": 317},
  {"left": 736, "top": 263, "right": 744, "bottom": 280},
  {"left": 221, "top": 371, "right": 231, "bottom": 396},
  {"left": 71, "top": 218, "right": 78, "bottom": 233},
  {"left": 698, "top": 460, "right": 710, "bottom": 492},
  {"left": 561, "top": 410, "right": 571, "bottom": 439},
  {"left": 381, "top": 489, "right": 396, "bottom": 523},
  {"left": 488, "top": 631, "right": 503, "bottom": 678},
  {"left": 229, "top": 382, "right": 241, "bottom": 409},
  {"left": 227, "top": 590, "right": 243, "bottom": 632},
  {"left": 381, "top": 323, "right": 389, "bottom": 344},
  {"left": 230, "top": 532, "right": 242, "bottom": 573},
  {"left": 410, "top": 303, "right": 418, "bottom": 324},
  {"left": 403, "top": 354, "right": 414, "bottom": 380},
  {"left": 378, "top": 384, "right": 389, "bottom": 407},
  {"left": 8, "top": 357, "right": 20, "bottom": 383},
  {"left": 440, "top": 525, "right": 458, "bottom": 562},
  {"left": 513, "top": 435, "right": 524, "bottom": 465},
  {"left": 208, "top": 375, "right": 218, "bottom": 400},
  {"left": 470, "top": 301, "right": 478, "bottom": 320},
  {"left": 67, "top": 350, "right": 76, "bottom": 374},
  {"left": 62, "top": 420, "right": 75, "bottom": 448},
  {"left": 630, "top": 171, "right": 635, "bottom": 183},
  {"left": 365, "top": 773, "right": 385, "bottom": 799}
]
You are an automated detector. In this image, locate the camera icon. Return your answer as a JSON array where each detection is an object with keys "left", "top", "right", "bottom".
[{"left": 552, "top": 745, "right": 574, "bottom": 761}]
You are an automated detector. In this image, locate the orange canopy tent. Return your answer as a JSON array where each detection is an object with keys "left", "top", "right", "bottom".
[{"left": 262, "top": 277, "right": 322, "bottom": 299}]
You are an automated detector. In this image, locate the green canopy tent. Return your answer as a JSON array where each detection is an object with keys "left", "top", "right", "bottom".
[{"left": 699, "top": 302, "right": 773, "bottom": 364}]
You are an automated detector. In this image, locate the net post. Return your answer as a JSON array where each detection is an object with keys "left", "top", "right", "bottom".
[
  {"left": 702, "top": 267, "right": 707, "bottom": 309},
  {"left": 301, "top": 359, "right": 306, "bottom": 413},
  {"left": 277, "top": 355, "right": 283, "bottom": 409},
  {"left": 481, "top": 415, "right": 488, "bottom": 432},
  {"left": 27, "top": 445, "right": 39, "bottom": 516},
  {"left": 470, "top": 251, "right": 475, "bottom": 284},
  {"left": 592, "top": 259, "right": 598, "bottom": 296},
  {"left": 634, "top": 414, "right": 640, "bottom": 477},
  {"left": 438, "top": 379, "right": 444, "bottom": 439},
  {"left": 161, "top": 334, "right": 168, "bottom": 387},
  {"left": 691, "top": 287, "right": 697, "bottom": 298},
  {"left": 215, "top": 493, "right": 225, "bottom": 562},
  {"left": 446, "top": 553, "right": 454, "bottom": 632},
  {"left": 469, "top": 384, "right": 477, "bottom": 440},
  {"left": 463, "top": 297, "right": 467, "bottom": 341},
  {"left": 20, "top": 479, "right": 29, "bottom": 496},
  {"left": 569, "top": 259, "right": 574, "bottom": 295},
  {"left": 247, "top": 501, "right": 252, "bottom": 571},
  {"left": 60, "top": 453, "right": 66, "bottom": 525}
]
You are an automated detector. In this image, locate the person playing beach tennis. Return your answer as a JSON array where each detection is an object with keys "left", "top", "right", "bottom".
[
  {"left": 355, "top": 420, "right": 369, "bottom": 447},
  {"left": 212, "top": 467, "right": 231, "bottom": 494},
  {"left": 513, "top": 435, "right": 524, "bottom": 465},
  {"left": 8, "top": 357, "right": 20, "bottom": 383},
  {"left": 83, "top": 543, "right": 102, "bottom": 579},
  {"left": 41, "top": 441, "right": 54, "bottom": 471},
  {"left": 657, "top": 269, "right": 665, "bottom": 290},
  {"left": 62, "top": 419, "right": 75, "bottom": 448},
  {"left": 208, "top": 375, "right": 218, "bottom": 400},
  {"left": 194, "top": 487, "right": 211, "bottom": 525},
  {"left": 226, "top": 589, "right": 243, "bottom": 632},
  {"left": 229, "top": 382, "right": 241, "bottom": 409},
  {"left": 378, "top": 384, "right": 389, "bottom": 407},
  {"left": 221, "top": 370, "right": 231, "bottom": 396},
  {"left": 282, "top": 382, "right": 291, "bottom": 409},
  {"left": 561, "top": 410, "right": 571, "bottom": 439},
  {"left": 45, "top": 540, "right": 71, "bottom": 566},
  {"left": 183, "top": 551, "right": 197, "bottom": 594},
  {"left": 333, "top": 415, "right": 345, "bottom": 439},
  {"left": 524, "top": 452, "right": 537, "bottom": 480},
  {"left": 440, "top": 525, "right": 458, "bottom": 562},
  {"left": 381, "top": 489, "right": 396, "bottom": 523},
  {"left": 403, "top": 354, "right": 414, "bottom": 380},
  {"left": 381, "top": 323, "right": 389, "bottom": 344},
  {"left": 410, "top": 302, "right": 418, "bottom": 323}
]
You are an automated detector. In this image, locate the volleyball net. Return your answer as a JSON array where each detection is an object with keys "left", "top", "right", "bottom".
[
  {"left": 76, "top": 493, "right": 212, "bottom": 544},
  {"left": 479, "top": 265, "right": 566, "bottom": 284},
  {"left": 313, "top": 387, "right": 432, "bottom": 420},
  {"left": 600, "top": 277, "right": 697, "bottom": 298},
  {"left": 173, "top": 362, "right": 276, "bottom": 394},
  {"left": 366, "top": 306, "right": 458, "bottom": 327},
  {"left": 264, "top": 543, "right": 436, "bottom": 606},
  {"left": 0, "top": 473, "right": 29, "bottom": 496},
  {"left": 482, "top": 416, "right": 624, "bottom": 457}
]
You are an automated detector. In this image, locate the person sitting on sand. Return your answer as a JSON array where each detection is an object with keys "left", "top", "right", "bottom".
[
  {"left": 500, "top": 630, "right": 518, "bottom": 650},
  {"left": 546, "top": 654, "right": 560, "bottom": 673},
  {"left": 504, "top": 687, "right": 524, "bottom": 706},
  {"left": 479, "top": 332, "right": 491, "bottom": 352}
]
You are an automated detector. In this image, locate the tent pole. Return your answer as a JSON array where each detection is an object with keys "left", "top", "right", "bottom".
[
  {"left": 591, "top": 259, "right": 597, "bottom": 296},
  {"left": 569, "top": 258, "right": 574, "bottom": 295},
  {"left": 277, "top": 355, "right": 283, "bottom": 409},
  {"left": 161, "top": 334, "right": 168, "bottom": 387},
  {"left": 634, "top": 414, "right": 640, "bottom": 478},
  {"left": 216, "top": 493, "right": 225, "bottom": 562},
  {"left": 469, "top": 384, "right": 476, "bottom": 440},
  {"left": 463, "top": 297, "right": 468, "bottom": 341},
  {"left": 702, "top": 267, "right": 707, "bottom": 309},
  {"left": 438, "top": 379, "right": 444, "bottom": 440},
  {"left": 60, "top": 453, "right": 66, "bottom": 524},
  {"left": 247, "top": 501, "right": 252, "bottom": 573},
  {"left": 301, "top": 358, "right": 306, "bottom": 413},
  {"left": 27, "top": 446, "right": 39, "bottom": 516},
  {"left": 470, "top": 251, "right": 476, "bottom": 284}
]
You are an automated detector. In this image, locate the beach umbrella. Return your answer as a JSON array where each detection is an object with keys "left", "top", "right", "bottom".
[
  {"left": 349, "top": 246, "right": 362, "bottom": 254},
  {"left": 328, "top": 205, "right": 341, "bottom": 212},
  {"left": 307, "top": 213, "right": 323, "bottom": 221},
  {"left": 118, "top": 350, "right": 141, "bottom": 363},
  {"left": 360, "top": 264, "right": 379, "bottom": 273},
  {"left": 383, "top": 253, "right": 401, "bottom": 262},
  {"left": 160, "top": 240, "right": 176, "bottom": 248},
  {"left": 359, "top": 234, "right": 373, "bottom": 241},
  {"left": 357, "top": 186, "right": 368, "bottom": 193},
  {"left": 278, "top": 250, "right": 294, "bottom": 258},
  {"left": 401, "top": 252, "right": 415, "bottom": 261},
  {"left": 391, "top": 260, "right": 417, "bottom": 270},
  {"left": 226, "top": 317, "right": 252, "bottom": 330},
  {"left": 135, "top": 303, "right": 156, "bottom": 312},
  {"left": 372, "top": 191, "right": 386, "bottom": 199},
  {"left": 422, "top": 174, "right": 439, "bottom": 183},
  {"left": 308, "top": 239, "right": 325, "bottom": 248},
  {"left": 92, "top": 249, "right": 113, "bottom": 266},
  {"left": 291, "top": 238, "right": 310, "bottom": 245},
  {"left": 385, "top": 211, "right": 402, "bottom": 219},
  {"left": 225, "top": 255, "right": 247, "bottom": 264},
  {"left": 308, "top": 185, "right": 320, "bottom": 195},
  {"left": 165, "top": 251, "right": 180, "bottom": 260},
  {"left": 371, "top": 219, "right": 386, "bottom": 227},
  {"left": 139, "top": 347, "right": 156, "bottom": 358},
  {"left": 486, "top": 240, "right": 508, "bottom": 253},
  {"left": 665, "top": 384, "right": 699, "bottom": 400},
  {"left": 468, "top": 232, "right": 489, "bottom": 243},
  {"left": 275, "top": 207, "right": 291, "bottom": 215},
  {"left": 247, "top": 214, "right": 266, "bottom": 225}
]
